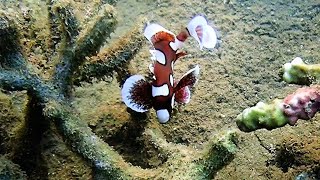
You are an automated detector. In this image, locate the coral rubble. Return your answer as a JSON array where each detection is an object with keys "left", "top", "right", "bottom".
[
  {"left": 237, "top": 86, "right": 320, "bottom": 132},
  {"left": 238, "top": 55, "right": 320, "bottom": 132}
]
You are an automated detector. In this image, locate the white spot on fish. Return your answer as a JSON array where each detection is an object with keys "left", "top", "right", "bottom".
[
  {"left": 152, "top": 84, "right": 169, "bottom": 97},
  {"left": 171, "top": 93, "right": 175, "bottom": 108},
  {"left": 154, "top": 50, "right": 166, "bottom": 65},
  {"left": 169, "top": 39, "right": 184, "bottom": 51},
  {"left": 169, "top": 74, "right": 174, "bottom": 87},
  {"left": 149, "top": 64, "right": 154, "bottom": 74}
]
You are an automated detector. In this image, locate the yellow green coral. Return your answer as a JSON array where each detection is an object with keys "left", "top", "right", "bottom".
[
  {"left": 236, "top": 99, "right": 288, "bottom": 132},
  {"left": 282, "top": 57, "right": 320, "bottom": 85}
]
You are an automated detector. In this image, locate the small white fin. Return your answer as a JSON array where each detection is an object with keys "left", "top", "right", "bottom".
[
  {"left": 187, "top": 16, "right": 217, "bottom": 50},
  {"left": 144, "top": 23, "right": 175, "bottom": 44},
  {"left": 121, "top": 75, "right": 151, "bottom": 112},
  {"left": 169, "top": 38, "right": 184, "bottom": 51}
]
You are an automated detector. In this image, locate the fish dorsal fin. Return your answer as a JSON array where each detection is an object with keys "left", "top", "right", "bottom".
[
  {"left": 121, "top": 75, "right": 153, "bottom": 112},
  {"left": 144, "top": 23, "right": 176, "bottom": 45}
]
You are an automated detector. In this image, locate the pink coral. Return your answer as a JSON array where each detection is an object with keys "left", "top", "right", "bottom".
[{"left": 281, "top": 86, "right": 320, "bottom": 125}]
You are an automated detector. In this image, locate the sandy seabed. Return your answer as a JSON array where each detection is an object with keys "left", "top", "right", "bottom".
[{"left": 107, "top": 0, "right": 320, "bottom": 179}]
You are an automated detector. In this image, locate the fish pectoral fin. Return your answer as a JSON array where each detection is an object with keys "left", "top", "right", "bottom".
[
  {"left": 121, "top": 75, "right": 153, "bottom": 112},
  {"left": 174, "top": 65, "right": 200, "bottom": 97}
]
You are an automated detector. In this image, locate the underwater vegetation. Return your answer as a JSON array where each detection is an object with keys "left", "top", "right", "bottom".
[{"left": 0, "top": 0, "right": 237, "bottom": 179}]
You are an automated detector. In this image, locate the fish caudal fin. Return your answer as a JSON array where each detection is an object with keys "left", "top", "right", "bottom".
[
  {"left": 187, "top": 15, "right": 217, "bottom": 50},
  {"left": 174, "top": 65, "right": 200, "bottom": 103},
  {"left": 121, "top": 75, "right": 153, "bottom": 112},
  {"left": 144, "top": 23, "right": 175, "bottom": 45}
]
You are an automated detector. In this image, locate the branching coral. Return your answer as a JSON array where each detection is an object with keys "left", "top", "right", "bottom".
[{"left": 0, "top": 0, "right": 237, "bottom": 179}]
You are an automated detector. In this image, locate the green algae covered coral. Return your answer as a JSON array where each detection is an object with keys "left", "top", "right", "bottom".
[
  {"left": 0, "top": 0, "right": 237, "bottom": 179},
  {"left": 237, "top": 86, "right": 320, "bottom": 132},
  {"left": 282, "top": 57, "right": 320, "bottom": 85},
  {"left": 236, "top": 100, "right": 288, "bottom": 132},
  {"left": 0, "top": 91, "right": 28, "bottom": 157}
]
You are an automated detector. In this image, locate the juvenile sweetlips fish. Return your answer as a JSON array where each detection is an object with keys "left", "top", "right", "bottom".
[{"left": 121, "top": 15, "right": 217, "bottom": 123}]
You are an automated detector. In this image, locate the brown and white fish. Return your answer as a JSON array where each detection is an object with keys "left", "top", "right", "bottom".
[{"left": 122, "top": 15, "right": 217, "bottom": 123}]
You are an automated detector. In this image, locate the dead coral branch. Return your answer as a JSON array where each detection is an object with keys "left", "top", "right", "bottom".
[
  {"left": 76, "top": 17, "right": 146, "bottom": 84},
  {"left": 52, "top": 2, "right": 117, "bottom": 95}
]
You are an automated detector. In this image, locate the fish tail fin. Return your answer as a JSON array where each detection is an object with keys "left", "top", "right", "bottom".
[{"left": 187, "top": 15, "right": 217, "bottom": 50}]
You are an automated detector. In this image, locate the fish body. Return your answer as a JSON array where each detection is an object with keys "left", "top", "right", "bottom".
[{"left": 121, "top": 15, "right": 217, "bottom": 123}]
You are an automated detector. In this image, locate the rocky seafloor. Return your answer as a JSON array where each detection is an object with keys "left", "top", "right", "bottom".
[{"left": 0, "top": 0, "right": 319, "bottom": 179}]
